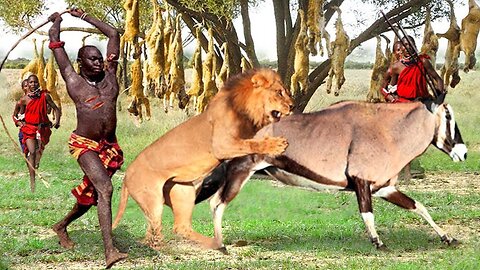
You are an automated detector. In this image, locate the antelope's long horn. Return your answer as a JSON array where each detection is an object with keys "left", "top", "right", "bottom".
[{"left": 0, "top": 9, "right": 70, "bottom": 72}]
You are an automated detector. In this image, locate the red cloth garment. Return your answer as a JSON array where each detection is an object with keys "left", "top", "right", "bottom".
[
  {"left": 68, "top": 133, "right": 124, "bottom": 206},
  {"left": 395, "top": 54, "right": 432, "bottom": 102},
  {"left": 20, "top": 91, "right": 52, "bottom": 153}
]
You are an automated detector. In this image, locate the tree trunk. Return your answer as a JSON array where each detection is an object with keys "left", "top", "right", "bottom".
[{"left": 240, "top": 0, "right": 260, "bottom": 68}]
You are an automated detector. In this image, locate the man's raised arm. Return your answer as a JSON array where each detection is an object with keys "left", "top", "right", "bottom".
[
  {"left": 48, "top": 12, "right": 76, "bottom": 83},
  {"left": 70, "top": 9, "right": 120, "bottom": 71}
]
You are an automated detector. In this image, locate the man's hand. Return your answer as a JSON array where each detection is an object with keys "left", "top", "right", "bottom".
[
  {"left": 48, "top": 12, "right": 63, "bottom": 23},
  {"left": 69, "top": 8, "right": 85, "bottom": 18}
]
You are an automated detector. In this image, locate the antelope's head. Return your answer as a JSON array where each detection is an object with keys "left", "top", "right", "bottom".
[{"left": 431, "top": 103, "right": 467, "bottom": 162}]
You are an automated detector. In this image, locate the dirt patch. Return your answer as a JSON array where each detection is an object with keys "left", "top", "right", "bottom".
[{"left": 398, "top": 171, "right": 480, "bottom": 195}]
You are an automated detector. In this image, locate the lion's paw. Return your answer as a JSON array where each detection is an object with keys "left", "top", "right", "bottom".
[{"left": 260, "top": 136, "right": 288, "bottom": 155}]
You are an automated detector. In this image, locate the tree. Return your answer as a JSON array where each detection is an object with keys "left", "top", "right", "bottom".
[{"left": 0, "top": 0, "right": 455, "bottom": 112}]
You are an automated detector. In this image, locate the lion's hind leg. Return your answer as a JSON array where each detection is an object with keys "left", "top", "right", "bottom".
[{"left": 166, "top": 182, "right": 218, "bottom": 249}]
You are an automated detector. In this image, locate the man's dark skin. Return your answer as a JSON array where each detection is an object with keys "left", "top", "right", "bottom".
[{"left": 48, "top": 9, "right": 127, "bottom": 268}]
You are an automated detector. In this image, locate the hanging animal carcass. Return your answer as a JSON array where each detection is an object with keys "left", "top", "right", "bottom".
[
  {"left": 438, "top": 0, "right": 462, "bottom": 88},
  {"left": 367, "top": 35, "right": 391, "bottom": 102},
  {"left": 205, "top": 97, "right": 467, "bottom": 251},
  {"left": 326, "top": 7, "right": 350, "bottom": 96},
  {"left": 197, "top": 27, "right": 219, "bottom": 112},
  {"left": 186, "top": 27, "right": 204, "bottom": 113},
  {"left": 420, "top": 8, "right": 439, "bottom": 67},
  {"left": 459, "top": 0, "right": 480, "bottom": 72},
  {"left": 290, "top": 9, "right": 310, "bottom": 98},
  {"left": 127, "top": 44, "right": 151, "bottom": 122}
]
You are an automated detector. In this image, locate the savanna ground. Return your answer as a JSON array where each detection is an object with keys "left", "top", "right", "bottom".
[{"left": 0, "top": 69, "right": 479, "bottom": 270}]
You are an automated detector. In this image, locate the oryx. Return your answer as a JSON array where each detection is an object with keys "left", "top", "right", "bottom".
[{"left": 199, "top": 97, "right": 467, "bottom": 251}]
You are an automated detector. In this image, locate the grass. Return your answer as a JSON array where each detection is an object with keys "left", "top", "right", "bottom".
[{"left": 0, "top": 69, "right": 479, "bottom": 269}]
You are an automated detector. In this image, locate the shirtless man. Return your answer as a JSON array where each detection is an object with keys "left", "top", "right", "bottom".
[
  {"left": 15, "top": 75, "right": 60, "bottom": 192},
  {"left": 48, "top": 9, "right": 127, "bottom": 268}
]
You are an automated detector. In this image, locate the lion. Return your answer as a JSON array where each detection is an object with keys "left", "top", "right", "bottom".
[{"left": 112, "top": 68, "right": 294, "bottom": 250}]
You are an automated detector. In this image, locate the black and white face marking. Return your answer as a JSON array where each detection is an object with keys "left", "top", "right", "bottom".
[{"left": 433, "top": 104, "right": 467, "bottom": 162}]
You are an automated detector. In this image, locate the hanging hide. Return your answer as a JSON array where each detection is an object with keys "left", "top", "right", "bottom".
[
  {"left": 45, "top": 53, "right": 61, "bottom": 111},
  {"left": 326, "top": 6, "right": 350, "bottom": 96},
  {"left": 438, "top": 0, "right": 461, "bottom": 88},
  {"left": 420, "top": 8, "right": 439, "bottom": 67},
  {"left": 122, "top": 0, "right": 140, "bottom": 46},
  {"left": 186, "top": 27, "right": 204, "bottom": 112},
  {"left": 127, "top": 44, "right": 151, "bottom": 122},
  {"left": 145, "top": 0, "right": 165, "bottom": 98},
  {"left": 367, "top": 35, "right": 391, "bottom": 102},
  {"left": 216, "top": 42, "right": 230, "bottom": 87},
  {"left": 167, "top": 14, "right": 188, "bottom": 110},
  {"left": 459, "top": 0, "right": 480, "bottom": 72},
  {"left": 290, "top": 9, "right": 310, "bottom": 97},
  {"left": 197, "top": 27, "right": 218, "bottom": 113},
  {"left": 21, "top": 39, "right": 40, "bottom": 80},
  {"left": 307, "top": 0, "right": 325, "bottom": 56}
]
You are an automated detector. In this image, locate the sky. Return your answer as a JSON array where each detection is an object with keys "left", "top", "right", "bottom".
[{"left": 0, "top": 1, "right": 475, "bottom": 63}]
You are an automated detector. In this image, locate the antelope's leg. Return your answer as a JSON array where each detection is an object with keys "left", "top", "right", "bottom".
[
  {"left": 210, "top": 155, "right": 269, "bottom": 252},
  {"left": 374, "top": 186, "right": 458, "bottom": 245},
  {"left": 350, "top": 176, "right": 385, "bottom": 249}
]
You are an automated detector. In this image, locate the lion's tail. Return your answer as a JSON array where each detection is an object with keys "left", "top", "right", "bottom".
[{"left": 112, "top": 177, "right": 129, "bottom": 229}]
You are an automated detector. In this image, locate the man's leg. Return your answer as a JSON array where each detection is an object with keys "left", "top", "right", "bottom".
[
  {"left": 25, "top": 138, "right": 37, "bottom": 192},
  {"left": 53, "top": 202, "right": 91, "bottom": 249},
  {"left": 77, "top": 151, "right": 127, "bottom": 268},
  {"left": 34, "top": 139, "right": 43, "bottom": 169}
]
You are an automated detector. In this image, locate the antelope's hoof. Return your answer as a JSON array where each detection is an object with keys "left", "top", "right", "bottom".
[
  {"left": 376, "top": 243, "right": 388, "bottom": 251},
  {"left": 441, "top": 236, "right": 460, "bottom": 246},
  {"left": 217, "top": 246, "right": 229, "bottom": 255}
]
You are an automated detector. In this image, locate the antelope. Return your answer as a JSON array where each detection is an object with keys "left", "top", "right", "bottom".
[{"left": 201, "top": 96, "right": 467, "bottom": 251}]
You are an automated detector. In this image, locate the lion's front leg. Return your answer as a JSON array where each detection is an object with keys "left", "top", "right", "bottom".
[
  {"left": 247, "top": 136, "right": 288, "bottom": 155},
  {"left": 213, "top": 136, "right": 288, "bottom": 160}
]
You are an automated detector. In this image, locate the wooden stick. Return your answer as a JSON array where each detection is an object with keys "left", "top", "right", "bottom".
[
  {"left": 0, "top": 114, "right": 50, "bottom": 188},
  {"left": 0, "top": 10, "right": 69, "bottom": 72}
]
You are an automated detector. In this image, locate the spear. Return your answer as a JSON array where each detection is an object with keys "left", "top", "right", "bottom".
[
  {"left": 0, "top": 9, "right": 70, "bottom": 72},
  {"left": 380, "top": 10, "right": 441, "bottom": 98}
]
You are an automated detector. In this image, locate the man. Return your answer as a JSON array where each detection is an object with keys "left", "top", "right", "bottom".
[
  {"left": 12, "top": 79, "right": 29, "bottom": 152},
  {"left": 48, "top": 9, "right": 127, "bottom": 269},
  {"left": 383, "top": 36, "right": 445, "bottom": 103},
  {"left": 15, "top": 74, "right": 61, "bottom": 192}
]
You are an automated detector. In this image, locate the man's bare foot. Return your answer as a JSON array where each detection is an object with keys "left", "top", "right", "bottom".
[
  {"left": 106, "top": 249, "right": 128, "bottom": 269},
  {"left": 52, "top": 223, "right": 75, "bottom": 249}
]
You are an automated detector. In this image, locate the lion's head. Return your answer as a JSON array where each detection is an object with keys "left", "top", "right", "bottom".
[{"left": 223, "top": 68, "right": 294, "bottom": 128}]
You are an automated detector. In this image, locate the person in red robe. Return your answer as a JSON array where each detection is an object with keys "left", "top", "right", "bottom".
[
  {"left": 382, "top": 35, "right": 445, "bottom": 103},
  {"left": 16, "top": 74, "right": 61, "bottom": 192}
]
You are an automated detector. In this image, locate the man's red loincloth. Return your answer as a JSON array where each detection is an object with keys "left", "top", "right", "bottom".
[
  {"left": 20, "top": 91, "right": 52, "bottom": 153},
  {"left": 69, "top": 133, "right": 124, "bottom": 206}
]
